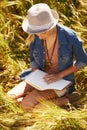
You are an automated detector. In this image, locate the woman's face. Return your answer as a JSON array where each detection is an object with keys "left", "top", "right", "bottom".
[
  {"left": 36, "top": 31, "right": 50, "bottom": 40},
  {"left": 35, "top": 27, "right": 56, "bottom": 40}
]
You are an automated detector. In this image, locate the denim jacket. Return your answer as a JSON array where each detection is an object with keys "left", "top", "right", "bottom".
[{"left": 20, "top": 24, "right": 87, "bottom": 93}]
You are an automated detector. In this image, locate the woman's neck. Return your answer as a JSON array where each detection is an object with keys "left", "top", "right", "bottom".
[{"left": 45, "top": 26, "right": 57, "bottom": 49}]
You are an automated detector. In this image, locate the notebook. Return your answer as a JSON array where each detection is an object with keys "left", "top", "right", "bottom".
[{"left": 24, "top": 69, "right": 72, "bottom": 91}]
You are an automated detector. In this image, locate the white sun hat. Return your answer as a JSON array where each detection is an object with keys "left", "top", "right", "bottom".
[{"left": 22, "top": 3, "right": 59, "bottom": 34}]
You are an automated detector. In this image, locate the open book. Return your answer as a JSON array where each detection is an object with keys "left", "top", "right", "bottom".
[{"left": 24, "top": 69, "right": 72, "bottom": 91}]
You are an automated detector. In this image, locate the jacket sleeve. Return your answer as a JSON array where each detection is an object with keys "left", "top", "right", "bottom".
[
  {"left": 69, "top": 31, "right": 87, "bottom": 69},
  {"left": 30, "top": 42, "right": 38, "bottom": 69}
]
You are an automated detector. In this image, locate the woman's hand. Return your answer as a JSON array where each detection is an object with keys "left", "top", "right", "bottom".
[
  {"left": 43, "top": 73, "right": 62, "bottom": 84},
  {"left": 43, "top": 65, "right": 78, "bottom": 84},
  {"left": 32, "top": 68, "right": 38, "bottom": 72}
]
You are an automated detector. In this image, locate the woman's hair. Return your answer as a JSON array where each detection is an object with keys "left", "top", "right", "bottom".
[{"left": 25, "top": 34, "right": 35, "bottom": 46}]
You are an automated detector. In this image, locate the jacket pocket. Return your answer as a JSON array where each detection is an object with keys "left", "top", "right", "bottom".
[{"left": 59, "top": 53, "right": 70, "bottom": 64}]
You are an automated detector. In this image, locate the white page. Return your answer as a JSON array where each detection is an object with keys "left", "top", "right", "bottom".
[{"left": 25, "top": 69, "right": 72, "bottom": 90}]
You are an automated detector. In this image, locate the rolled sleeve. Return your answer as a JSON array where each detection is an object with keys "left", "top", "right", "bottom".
[
  {"left": 75, "top": 62, "right": 87, "bottom": 69},
  {"left": 30, "top": 41, "right": 38, "bottom": 69},
  {"left": 30, "top": 61, "right": 38, "bottom": 68}
]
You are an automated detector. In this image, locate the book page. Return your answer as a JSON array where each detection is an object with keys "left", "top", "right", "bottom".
[{"left": 25, "top": 69, "right": 72, "bottom": 90}]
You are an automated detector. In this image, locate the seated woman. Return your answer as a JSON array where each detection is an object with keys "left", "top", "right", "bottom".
[{"left": 7, "top": 3, "right": 87, "bottom": 110}]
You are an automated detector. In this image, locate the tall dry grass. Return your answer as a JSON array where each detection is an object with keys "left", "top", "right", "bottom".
[{"left": 0, "top": 0, "right": 87, "bottom": 129}]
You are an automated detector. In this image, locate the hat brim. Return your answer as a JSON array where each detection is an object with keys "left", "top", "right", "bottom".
[{"left": 22, "top": 9, "right": 59, "bottom": 34}]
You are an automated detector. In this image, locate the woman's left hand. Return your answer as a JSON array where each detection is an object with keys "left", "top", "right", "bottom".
[{"left": 43, "top": 73, "right": 62, "bottom": 84}]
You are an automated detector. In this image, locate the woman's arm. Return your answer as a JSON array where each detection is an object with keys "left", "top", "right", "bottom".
[{"left": 44, "top": 64, "right": 78, "bottom": 84}]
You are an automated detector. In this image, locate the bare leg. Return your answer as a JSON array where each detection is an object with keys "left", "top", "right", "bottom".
[
  {"left": 7, "top": 81, "right": 34, "bottom": 99},
  {"left": 20, "top": 89, "right": 58, "bottom": 110},
  {"left": 19, "top": 89, "right": 69, "bottom": 111}
]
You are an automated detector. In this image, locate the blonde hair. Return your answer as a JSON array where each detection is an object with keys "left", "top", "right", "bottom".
[{"left": 25, "top": 34, "right": 35, "bottom": 46}]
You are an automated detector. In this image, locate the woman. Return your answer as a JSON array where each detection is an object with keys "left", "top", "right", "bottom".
[{"left": 7, "top": 3, "right": 87, "bottom": 110}]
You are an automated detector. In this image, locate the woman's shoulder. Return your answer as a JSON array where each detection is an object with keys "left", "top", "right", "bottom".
[
  {"left": 57, "top": 24, "right": 82, "bottom": 41},
  {"left": 57, "top": 24, "right": 76, "bottom": 35},
  {"left": 57, "top": 24, "right": 82, "bottom": 43}
]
